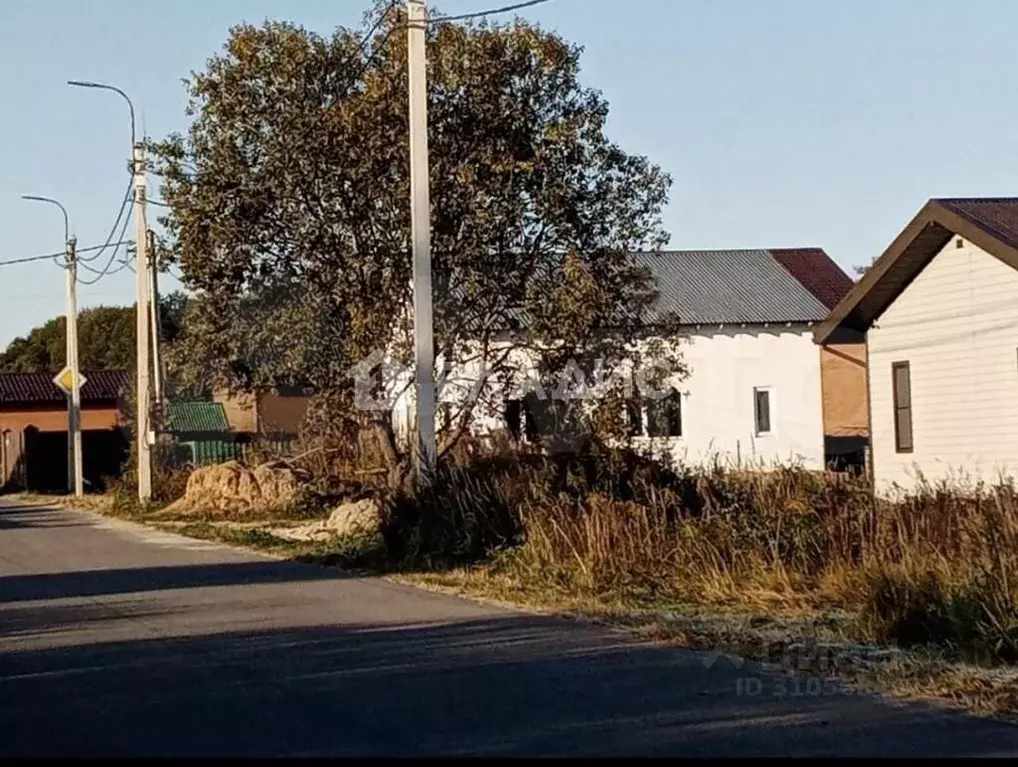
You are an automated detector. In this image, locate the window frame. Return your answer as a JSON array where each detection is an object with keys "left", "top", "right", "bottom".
[
  {"left": 753, "top": 386, "right": 774, "bottom": 437},
  {"left": 891, "top": 361, "right": 913, "bottom": 454}
]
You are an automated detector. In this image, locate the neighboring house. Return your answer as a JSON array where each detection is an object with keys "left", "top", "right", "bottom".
[
  {"left": 388, "top": 248, "right": 857, "bottom": 471},
  {"left": 814, "top": 198, "right": 1018, "bottom": 493},
  {"left": 164, "top": 400, "right": 245, "bottom": 466},
  {"left": 621, "top": 248, "right": 856, "bottom": 469},
  {"left": 0, "top": 371, "right": 130, "bottom": 492},
  {"left": 213, "top": 385, "right": 312, "bottom": 439}
]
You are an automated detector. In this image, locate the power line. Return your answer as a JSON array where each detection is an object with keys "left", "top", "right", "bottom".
[
  {"left": 78, "top": 208, "right": 135, "bottom": 285},
  {"left": 0, "top": 252, "right": 61, "bottom": 267},
  {"left": 360, "top": 1, "right": 401, "bottom": 56},
  {"left": 0, "top": 240, "right": 135, "bottom": 268},
  {"left": 430, "top": 0, "right": 553, "bottom": 22},
  {"left": 78, "top": 176, "right": 134, "bottom": 263}
]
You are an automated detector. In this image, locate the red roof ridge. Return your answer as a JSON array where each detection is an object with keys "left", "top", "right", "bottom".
[{"left": 767, "top": 247, "right": 854, "bottom": 311}]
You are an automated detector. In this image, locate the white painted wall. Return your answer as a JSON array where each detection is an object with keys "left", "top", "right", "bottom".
[
  {"left": 389, "top": 327, "right": 826, "bottom": 470},
  {"left": 868, "top": 237, "right": 1018, "bottom": 493},
  {"left": 634, "top": 327, "right": 825, "bottom": 470}
]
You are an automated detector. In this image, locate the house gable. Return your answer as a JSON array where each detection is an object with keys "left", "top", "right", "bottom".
[
  {"left": 867, "top": 235, "right": 1018, "bottom": 490},
  {"left": 814, "top": 198, "right": 1018, "bottom": 344}
]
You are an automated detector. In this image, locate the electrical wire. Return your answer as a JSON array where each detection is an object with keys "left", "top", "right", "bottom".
[
  {"left": 352, "top": 0, "right": 553, "bottom": 85},
  {"left": 359, "top": 1, "right": 401, "bottom": 57},
  {"left": 430, "top": 0, "right": 553, "bottom": 22},
  {"left": 77, "top": 207, "right": 134, "bottom": 285},
  {"left": 77, "top": 175, "right": 134, "bottom": 263},
  {"left": 0, "top": 252, "right": 60, "bottom": 267},
  {"left": 0, "top": 240, "right": 135, "bottom": 268}
]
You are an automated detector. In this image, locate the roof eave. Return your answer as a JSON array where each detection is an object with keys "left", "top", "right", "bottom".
[{"left": 813, "top": 200, "right": 1018, "bottom": 345}]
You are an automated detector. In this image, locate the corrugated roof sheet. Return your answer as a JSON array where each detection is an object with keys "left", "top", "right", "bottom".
[
  {"left": 0, "top": 370, "right": 130, "bottom": 405},
  {"left": 165, "top": 401, "right": 231, "bottom": 434},
  {"left": 631, "top": 249, "right": 836, "bottom": 325}
]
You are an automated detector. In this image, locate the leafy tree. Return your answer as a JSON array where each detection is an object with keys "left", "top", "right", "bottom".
[
  {"left": 0, "top": 294, "right": 190, "bottom": 375},
  {"left": 151, "top": 3, "right": 683, "bottom": 458}
]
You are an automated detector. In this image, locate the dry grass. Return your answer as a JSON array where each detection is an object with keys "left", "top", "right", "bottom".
[{"left": 382, "top": 446, "right": 1018, "bottom": 668}]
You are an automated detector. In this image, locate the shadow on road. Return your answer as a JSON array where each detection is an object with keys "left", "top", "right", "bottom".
[
  {"left": 0, "top": 559, "right": 350, "bottom": 603},
  {"left": 2, "top": 613, "right": 1017, "bottom": 758},
  {"left": 0, "top": 502, "right": 92, "bottom": 532}
]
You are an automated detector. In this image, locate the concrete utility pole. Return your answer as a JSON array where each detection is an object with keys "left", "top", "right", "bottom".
[
  {"left": 147, "top": 229, "right": 164, "bottom": 410},
  {"left": 407, "top": 0, "right": 437, "bottom": 482},
  {"left": 21, "top": 194, "right": 83, "bottom": 497},
  {"left": 66, "top": 238, "right": 84, "bottom": 498},
  {"left": 133, "top": 143, "right": 153, "bottom": 502}
]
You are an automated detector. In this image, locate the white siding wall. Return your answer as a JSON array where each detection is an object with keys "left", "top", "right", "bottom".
[
  {"left": 391, "top": 328, "right": 826, "bottom": 470},
  {"left": 868, "top": 237, "right": 1018, "bottom": 493}
]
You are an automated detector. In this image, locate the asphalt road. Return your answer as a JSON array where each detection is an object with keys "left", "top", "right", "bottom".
[{"left": 2, "top": 498, "right": 1016, "bottom": 757}]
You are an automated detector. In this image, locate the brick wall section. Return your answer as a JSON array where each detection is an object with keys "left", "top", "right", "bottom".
[
  {"left": 0, "top": 405, "right": 120, "bottom": 434},
  {"left": 0, "top": 405, "right": 121, "bottom": 489}
]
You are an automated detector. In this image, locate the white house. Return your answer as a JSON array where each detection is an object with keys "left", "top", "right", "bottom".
[
  {"left": 384, "top": 247, "right": 855, "bottom": 471},
  {"left": 813, "top": 198, "right": 1018, "bottom": 493},
  {"left": 614, "top": 248, "right": 854, "bottom": 470}
]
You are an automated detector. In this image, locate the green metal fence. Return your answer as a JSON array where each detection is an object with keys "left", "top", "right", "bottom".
[
  {"left": 173, "top": 437, "right": 297, "bottom": 468},
  {"left": 179, "top": 440, "right": 247, "bottom": 467}
]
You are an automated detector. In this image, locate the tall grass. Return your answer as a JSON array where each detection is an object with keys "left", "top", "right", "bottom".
[{"left": 382, "top": 444, "right": 1018, "bottom": 663}]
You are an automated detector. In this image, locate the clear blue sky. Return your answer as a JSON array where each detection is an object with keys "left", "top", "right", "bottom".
[{"left": 2, "top": 0, "right": 1017, "bottom": 350}]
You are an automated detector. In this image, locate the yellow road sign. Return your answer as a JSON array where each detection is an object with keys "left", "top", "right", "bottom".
[{"left": 53, "top": 367, "right": 87, "bottom": 396}]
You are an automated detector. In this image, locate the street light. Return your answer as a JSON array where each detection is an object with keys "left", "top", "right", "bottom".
[
  {"left": 20, "top": 194, "right": 83, "bottom": 498},
  {"left": 68, "top": 78, "right": 152, "bottom": 502},
  {"left": 21, "top": 195, "right": 70, "bottom": 246},
  {"left": 67, "top": 80, "right": 136, "bottom": 149}
]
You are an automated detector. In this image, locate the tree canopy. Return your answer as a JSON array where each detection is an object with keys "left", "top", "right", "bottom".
[
  {"left": 152, "top": 2, "right": 681, "bottom": 448},
  {"left": 0, "top": 294, "right": 189, "bottom": 375}
]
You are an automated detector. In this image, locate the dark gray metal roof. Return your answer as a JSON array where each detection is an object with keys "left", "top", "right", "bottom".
[{"left": 631, "top": 249, "right": 834, "bottom": 325}]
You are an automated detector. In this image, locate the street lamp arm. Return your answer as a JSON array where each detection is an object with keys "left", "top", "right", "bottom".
[
  {"left": 21, "top": 194, "right": 71, "bottom": 249},
  {"left": 67, "top": 80, "right": 137, "bottom": 148}
]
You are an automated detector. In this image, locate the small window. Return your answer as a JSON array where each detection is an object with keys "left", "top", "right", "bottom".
[
  {"left": 646, "top": 390, "right": 683, "bottom": 437},
  {"left": 892, "top": 361, "right": 913, "bottom": 453},
  {"left": 754, "top": 388, "right": 772, "bottom": 435}
]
